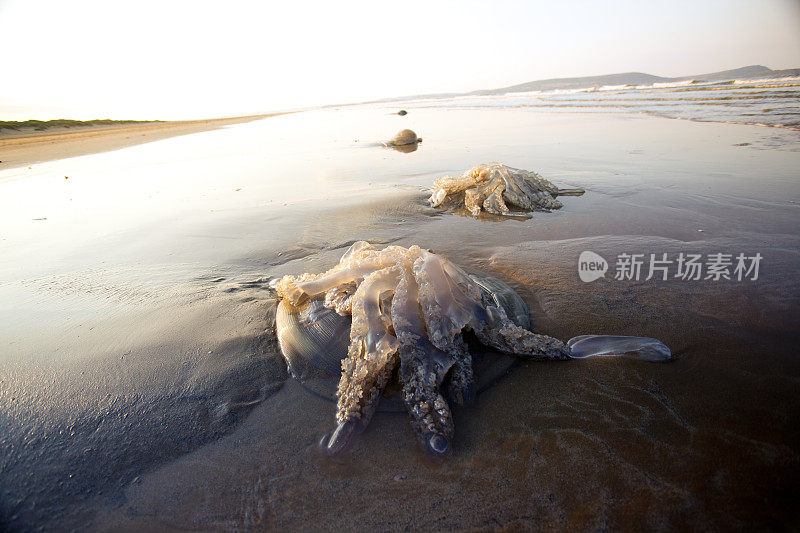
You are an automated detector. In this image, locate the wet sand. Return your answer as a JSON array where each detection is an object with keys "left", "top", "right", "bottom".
[
  {"left": 1, "top": 107, "right": 798, "bottom": 531},
  {"left": 0, "top": 114, "right": 287, "bottom": 169}
]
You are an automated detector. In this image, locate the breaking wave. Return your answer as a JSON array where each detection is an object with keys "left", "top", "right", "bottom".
[{"left": 390, "top": 77, "right": 800, "bottom": 130}]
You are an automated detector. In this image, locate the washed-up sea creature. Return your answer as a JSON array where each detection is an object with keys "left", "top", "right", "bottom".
[
  {"left": 276, "top": 270, "right": 530, "bottom": 408},
  {"left": 379, "top": 129, "right": 422, "bottom": 153},
  {"left": 429, "top": 162, "right": 585, "bottom": 217},
  {"left": 387, "top": 129, "right": 421, "bottom": 146},
  {"left": 272, "top": 242, "right": 670, "bottom": 457}
]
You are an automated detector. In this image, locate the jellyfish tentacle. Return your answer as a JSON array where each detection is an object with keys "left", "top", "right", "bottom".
[
  {"left": 464, "top": 188, "right": 486, "bottom": 218},
  {"left": 511, "top": 172, "right": 562, "bottom": 209},
  {"left": 443, "top": 338, "right": 476, "bottom": 406},
  {"left": 339, "top": 240, "right": 374, "bottom": 263},
  {"left": 519, "top": 168, "right": 560, "bottom": 195},
  {"left": 413, "top": 251, "right": 488, "bottom": 353},
  {"left": 407, "top": 251, "right": 477, "bottom": 405},
  {"left": 516, "top": 168, "right": 563, "bottom": 209},
  {"left": 324, "top": 282, "right": 358, "bottom": 315},
  {"left": 389, "top": 260, "right": 457, "bottom": 453},
  {"left": 469, "top": 303, "right": 568, "bottom": 360},
  {"left": 335, "top": 266, "right": 401, "bottom": 427},
  {"left": 400, "top": 349, "right": 454, "bottom": 456},
  {"left": 274, "top": 241, "right": 398, "bottom": 306},
  {"left": 429, "top": 173, "right": 478, "bottom": 207},
  {"left": 528, "top": 190, "right": 563, "bottom": 210},
  {"left": 501, "top": 179, "right": 532, "bottom": 210},
  {"left": 500, "top": 164, "right": 539, "bottom": 211},
  {"left": 465, "top": 174, "right": 506, "bottom": 217},
  {"left": 481, "top": 174, "right": 511, "bottom": 216},
  {"left": 278, "top": 258, "right": 389, "bottom": 306}
]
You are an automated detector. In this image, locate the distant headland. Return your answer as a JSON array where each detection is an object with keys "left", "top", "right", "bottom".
[{"left": 358, "top": 65, "right": 800, "bottom": 104}]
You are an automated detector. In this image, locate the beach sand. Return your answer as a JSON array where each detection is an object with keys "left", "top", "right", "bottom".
[
  {"left": 0, "top": 107, "right": 798, "bottom": 530},
  {"left": 0, "top": 114, "right": 286, "bottom": 169}
]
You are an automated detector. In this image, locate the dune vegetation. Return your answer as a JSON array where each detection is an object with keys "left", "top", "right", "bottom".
[{"left": 0, "top": 119, "right": 157, "bottom": 132}]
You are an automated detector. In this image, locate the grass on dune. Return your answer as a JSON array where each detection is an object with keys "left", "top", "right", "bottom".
[{"left": 0, "top": 119, "right": 159, "bottom": 132}]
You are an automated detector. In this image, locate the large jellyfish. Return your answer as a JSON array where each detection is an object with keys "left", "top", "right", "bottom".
[{"left": 272, "top": 242, "right": 670, "bottom": 456}]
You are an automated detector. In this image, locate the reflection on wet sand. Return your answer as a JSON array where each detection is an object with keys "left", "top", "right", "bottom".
[{"left": 388, "top": 141, "right": 419, "bottom": 153}]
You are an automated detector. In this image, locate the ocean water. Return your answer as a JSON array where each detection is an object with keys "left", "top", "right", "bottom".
[{"left": 393, "top": 76, "right": 800, "bottom": 129}]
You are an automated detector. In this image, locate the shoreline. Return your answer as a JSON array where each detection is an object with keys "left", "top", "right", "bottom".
[{"left": 0, "top": 113, "right": 290, "bottom": 169}]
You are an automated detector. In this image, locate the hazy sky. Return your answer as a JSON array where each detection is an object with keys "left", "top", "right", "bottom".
[{"left": 1, "top": 0, "right": 798, "bottom": 120}]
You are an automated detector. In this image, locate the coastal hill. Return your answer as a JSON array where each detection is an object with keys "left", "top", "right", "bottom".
[
  {"left": 470, "top": 65, "right": 800, "bottom": 95},
  {"left": 362, "top": 65, "right": 800, "bottom": 104}
]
